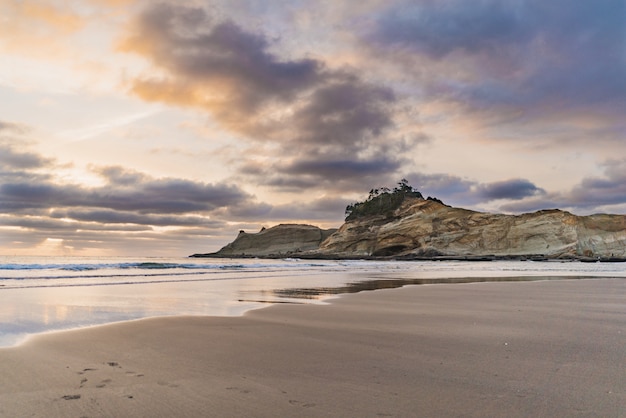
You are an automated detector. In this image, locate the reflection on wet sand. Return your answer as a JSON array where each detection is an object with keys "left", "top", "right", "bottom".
[{"left": 262, "top": 275, "right": 597, "bottom": 302}]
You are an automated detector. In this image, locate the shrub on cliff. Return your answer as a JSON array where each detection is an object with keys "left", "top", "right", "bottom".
[{"left": 345, "top": 179, "right": 423, "bottom": 221}]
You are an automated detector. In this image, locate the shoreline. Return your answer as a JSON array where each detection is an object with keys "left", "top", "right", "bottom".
[
  {"left": 191, "top": 252, "right": 626, "bottom": 262},
  {"left": 1, "top": 278, "right": 624, "bottom": 417},
  {"left": 1, "top": 273, "right": 619, "bottom": 349}
]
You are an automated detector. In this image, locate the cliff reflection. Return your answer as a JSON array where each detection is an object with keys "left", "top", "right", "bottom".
[{"left": 270, "top": 275, "right": 589, "bottom": 301}]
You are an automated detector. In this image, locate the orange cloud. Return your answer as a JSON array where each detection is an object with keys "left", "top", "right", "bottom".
[
  {"left": 0, "top": 1, "right": 83, "bottom": 58},
  {"left": 19, "top": 2, "right": 84, "bottom": 33}
]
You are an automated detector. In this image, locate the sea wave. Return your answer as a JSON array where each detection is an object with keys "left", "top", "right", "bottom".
[
  {"left": 0, "top": 261, "right": 227, "bottom": 271},
  {"left": 1, "top": 257, "right": 625, "bottom": 292},
  {"left": 0, "top": 257, "right": 358, "bottom": 288}
]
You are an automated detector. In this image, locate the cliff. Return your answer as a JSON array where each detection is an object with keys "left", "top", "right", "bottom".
[
  {"left": 193, "top": 198, "right": 626, "bottom": 260},
  {"left": 192, "top": 224, "right": 338, "bottom": 258},
  {"left": 316, "top": 198, "right": 626, "bottom": 260}
]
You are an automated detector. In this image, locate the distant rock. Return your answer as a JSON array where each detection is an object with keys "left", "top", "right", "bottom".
[
  {"left": 192, "top": 198, "right": 626, "bottom": 261},
  {"left": 191, "top": 224, "right": 337, "bottom": 258}
]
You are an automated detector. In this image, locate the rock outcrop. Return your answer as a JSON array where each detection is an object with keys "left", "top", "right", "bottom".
[
  {"left": 315, "top": 198, "right": 626, "bottom": 260},
  {"left": 192, "top": 224, "right": 337, "bottom": 258},
  {"left": 193, "top": 198, "right": 626, "bottom": 260}
]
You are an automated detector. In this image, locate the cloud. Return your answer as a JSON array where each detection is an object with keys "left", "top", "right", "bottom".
[
  {"left": 120, "top": 2, "right": 404, "bottom": 185},
  {"left": 120, "top": 3, "right": 323, "bottom": 123},
  {"left": 476, "top": 178, "right": 545, "bottom": 200},
  {"left": 21, "top": 3, "right": 85, "bottom": 32},
  {"left": 0, "top": 138, "right": 253, "bottom": 229},
  {"left": 568, "top": 159, "right": 626, "bottom": 209},
  {"left": 499, "top": 159, "right": 626, "bottom": 214},
  {"left": 0, "top": 215, "right": 150, "bottom": 232},
  {"left": 406, "top": 172, "right": 476, "bottom": 199},
  {"left": 0, "top": 1, "right": 85, "bottom": 58},
  {"left": 236, "top": 154, "right": 403, "bottom": 193},
  {"left": 59, "top": 109, "right": 161, "bottom": 142},
  {"left": 0, "top": 120, "right": 28, "bottom": 134},
  {"left": 93, "top": 165, "right": 148, "bottom": 186},
  {"left": 282, "top": 157, "right": 400, "bottom": 179},
  {"left": 289, "top": 77, "right": 396, "bottom": 148},
  {"left": 364, "top": 0, "right": 626, "bottom": 145},
  {"left": 0, "top": 165, "right": 251, "bottom": 214},
  {"left": 0, "top": 148, "right": 263, "bottom": 254},
  {"left": 0, "top": 133, "right": 56, "bottom": 184},
  {"left": 371, "top": 1, "right": 533, "bottom": 59},
  {"left": 1, "top": 134, "right": 356, "bottom": 255},
  {"left": 0, "top": 142, "right": 53, "bottom": 170},
  {"left": 1, "top": 2, "right": 85, "bottom": 35},
  {"left": 48, "top": 209, "right": 225, "bottom": 228},
  {"left": 223, "top": 195, "right": 349, "bottom": 224},
  {"left": 404, "top": 172, "right": 546, "bottom": 210}
]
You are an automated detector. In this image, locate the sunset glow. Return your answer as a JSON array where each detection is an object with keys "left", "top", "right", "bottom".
[{"left": 1, "top": 0, "right": 625, "bottom": 256}]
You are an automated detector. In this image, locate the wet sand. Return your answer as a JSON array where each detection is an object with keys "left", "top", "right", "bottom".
[{"left": 0, "top": 278, "right": 624, "bottom": 417}]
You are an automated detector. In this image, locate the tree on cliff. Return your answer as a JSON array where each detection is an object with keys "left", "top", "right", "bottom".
[{"left": 345, "top": 179, "right": 424, "bottom": 221}]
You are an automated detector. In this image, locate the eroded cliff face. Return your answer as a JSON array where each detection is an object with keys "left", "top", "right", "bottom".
[
  {"left": 193, "top": 198, "right": 626, "bottom": 259},
  {"left": 316, "top": 198, "right": 626, "bottom": 259},
  {"left": 195, "top": 224, "right": 337, "bottom": 257}
]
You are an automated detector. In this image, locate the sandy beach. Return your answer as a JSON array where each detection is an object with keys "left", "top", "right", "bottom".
[{"left": 1, "top": 278, "right": 624, "bottom": 417}]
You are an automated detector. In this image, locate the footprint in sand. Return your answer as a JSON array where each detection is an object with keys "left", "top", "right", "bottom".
[
  {"left": 289, "top": 400, "right": 316, "bottom": 408},
  {"left": 96, "top": 378, "right": 112, "bottom": 388},
  {"left": 226, "top": 387, "right": 251, "bottom": 394},
  {"left": 70, "top": 361, "right": 144, "bottom": 401},
  {"left": 157, "top": 380, "right": 179, "bottom": 388}
]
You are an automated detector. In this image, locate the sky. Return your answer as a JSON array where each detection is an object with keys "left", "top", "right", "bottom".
[{"left": 1, "top": 0, "right": 625, "bottom": 257}]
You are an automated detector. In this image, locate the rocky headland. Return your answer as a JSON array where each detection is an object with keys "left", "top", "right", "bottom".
[
  {"left": 194, "top": 224, "right": 337, "bottom": 258},
  {"left": 192, "top": 184, "right": 626, "bottom": 261}
]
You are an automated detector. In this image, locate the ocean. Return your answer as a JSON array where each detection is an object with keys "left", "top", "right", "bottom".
[{"left": 1, "top": 256, "right": 624, "bottom": 347}]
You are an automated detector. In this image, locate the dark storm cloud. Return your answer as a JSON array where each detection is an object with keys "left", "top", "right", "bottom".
[
  {"left": 283, "top": 157, "right": 400, "bottom": 179},
  {"left": 476, "top": 178, "right": 545, "bottom": 201},
  {"left": 122, "top": 2, "right": 402, "bottom": 184},
  {"left": 236, "top": 155, "right": 402, "bottom": 193},
  {"left": 405, "top": 172, "right": 546, "bottom": 209},
  {"left": 0, "top": 166, "right": 250, "bottom": 213},
  {"left": 408, "top": 163, "right": 626, "bottom": 215},
  {"left": 367, "top": 0, "right": 626, "bottom": 133},
  {"left": 290, "top": 77, "right": 396, "bottom": 148}
]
